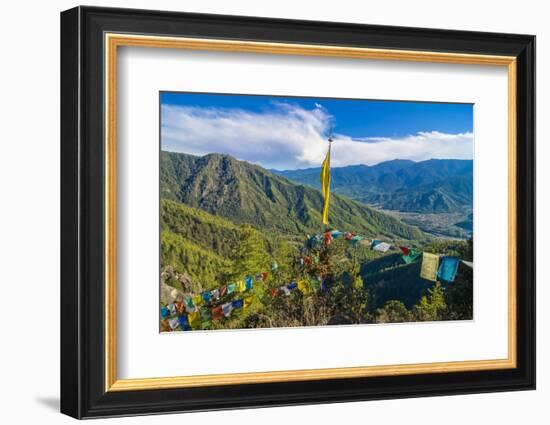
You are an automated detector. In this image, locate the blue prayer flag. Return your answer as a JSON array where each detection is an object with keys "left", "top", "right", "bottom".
[
  {"left": 287, "top": 282, "right": 297, "bottom": 290},
  {"left": 202, "top": 291, "right": 211, "bottom": 303},
  {"left": 178, "top": 314, "right": 192, "bottom": 331},
  {"left": 232, "top": 299, "right": 244, "bottom": 309},
  {"left": 160, "top": 306, "right": 170, "bottom": 318},
  {"left": 245, "top": 276, "right": 254, "bottom": 289},
  {"left": 371, "top": 239, "right": 381, "bottom": 248},
  {"left": 437, "top": 256, "right": 460, "bottom": 282}
]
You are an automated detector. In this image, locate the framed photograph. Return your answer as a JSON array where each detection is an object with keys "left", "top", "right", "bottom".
[{"left": 60, "top": 6, "right": 535, "bottom": 419}]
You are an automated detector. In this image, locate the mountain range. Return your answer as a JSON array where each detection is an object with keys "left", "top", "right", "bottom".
[
  {"left": 272, "top": 159, "right": 473, "bottom": 214},
  {"left": 160, "top": 151, "right": 427, "bottom": 242}
]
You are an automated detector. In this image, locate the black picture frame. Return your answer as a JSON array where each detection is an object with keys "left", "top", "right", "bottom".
[{"left": 61, "top": 5, "right": 535, "bottom": 419}]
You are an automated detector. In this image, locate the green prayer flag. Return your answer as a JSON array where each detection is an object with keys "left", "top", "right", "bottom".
[{"left": 402, "top": 248, "right": 422, "bottom": 264}]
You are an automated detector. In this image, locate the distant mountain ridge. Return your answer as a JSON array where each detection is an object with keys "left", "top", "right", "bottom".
[
  {"left": 272, "top": 159, "right": 473, "bottom": 214},
  {"left": 161, "top": 151, "right": 427, "bottom": 242}
]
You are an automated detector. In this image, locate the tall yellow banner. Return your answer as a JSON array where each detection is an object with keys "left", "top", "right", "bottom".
[{"left": 320, "top": 146, "right": 331, "bottom": 225}]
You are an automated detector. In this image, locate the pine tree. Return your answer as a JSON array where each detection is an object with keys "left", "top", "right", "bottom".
[
  {"left": 413, "top": 282, "right": 447, "bottom": 321},
  {"left": 230, "top": 224, "right": 270, "bottom": 279}
]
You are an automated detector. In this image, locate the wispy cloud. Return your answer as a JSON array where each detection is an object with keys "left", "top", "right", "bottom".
[{"left": 161, "top": 103, "right": 473, "bottom": 170}]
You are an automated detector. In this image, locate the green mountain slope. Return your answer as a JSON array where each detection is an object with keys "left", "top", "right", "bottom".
[
  {"left": 273, "top": 159, "right": 473, "bottom": 213},
  {"left": 161, "top": 151, "right": 428, "bottom": 242}
]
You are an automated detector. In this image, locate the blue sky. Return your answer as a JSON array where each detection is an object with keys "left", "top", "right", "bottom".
[{"left": 161, "top": 92, "right": 473, "bottom": 170}]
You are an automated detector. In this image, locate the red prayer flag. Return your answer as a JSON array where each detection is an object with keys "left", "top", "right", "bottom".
[
  {"left": 212, "top": 306, "right": 224, "bottom": 320},
  {"left": 270, "top": 288, "right": 279, "bottom": 297},
  {"left": 220, "top": 286, "right": 227, "bottom": 297},
  {"left": 261, "top": 271, "right": 269, "bottom": 281},
  {"left": 399, "top": 246, "right": 410, "bottom": 256}
]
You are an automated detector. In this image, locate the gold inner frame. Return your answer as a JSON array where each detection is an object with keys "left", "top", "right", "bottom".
[{"left": 104, "top": 33, "right": 517, "bottom": 392}]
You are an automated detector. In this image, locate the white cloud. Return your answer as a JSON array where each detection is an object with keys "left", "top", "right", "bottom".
[{"left": 161, "top": 103, "right": 473, "bottom": 170}]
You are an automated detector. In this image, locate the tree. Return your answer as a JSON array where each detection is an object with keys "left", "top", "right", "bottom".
[
  {"left": 230, "top": 224, "right": 270, "bottom": 279},
  {"left": 413, "top": 282, "right": 447, "bottom": 321}
]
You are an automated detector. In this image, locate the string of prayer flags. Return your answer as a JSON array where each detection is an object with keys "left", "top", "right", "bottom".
[
  {"left": 437, "top": 256, "right": 460, "bottom": 282},
  {"left": 420, "top": 252, "right": 440, "bottom": 281},
  {"left": 402, "top": 248, "right": 422, "bottom": 264},
  {"left": 463, "top": 260, "right": 473, "bottom": 268},
  {"left": 373, "top": 242, "right": 391, "bottom": 253}
]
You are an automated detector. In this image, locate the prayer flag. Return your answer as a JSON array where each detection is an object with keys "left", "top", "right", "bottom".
[
  {"left": 324, "top": 231, "right": 332, "bottom": 246},
  {"left": 402, "top": 248, "right": 422, "bottom": 264},
  {"left": 461, "top": 260, "right": 474, "bottom": 269},
  {"left": 261, "top": 271, "right": 269, "bottom": 281},
  {"left": 175, "top": 300, "right": 185, "bottom": 314},
  {"left": 232, "top": 299, "right": 244, "bottom": 309},
  {"left": 212, "top": 306, "right": 224, "bottom": 320},
  {"left": 373, "top": 242, "right": 391, "bottom": 253},
  {"left": 178, "top": 314, "right": 191, "bottom": 331},
  {"left": 192, "top": 294, "right": 204, "bottom": 307},
  {"left": 420, "top": 252, "right": 440, "bottom": 281},
  {"left": 244, "top": 296, "right": 254, "bottom": 309},
  {"left": 245, "top": 276, "right": 254, "bottom": 290},
  {"left": 399, "top": 246, "right": 410, "bottom": 256},
  {"left": 220, "top": 286, "right": 228, "bottom": 297},
  {"left": 371, "top": 239, "right": 381, "bottom": 248},
  {"left": 297, "top": 280, "right": 310, "bottom": 295},
  {"left": 227, "top": 283, "right": 236, "bottom": 294},
  {"left": 211, "top": 288, "right": 220, "bottom": 301},
  {"left": 168, "top": 317, "right": 180, "bottom": 330},
  {"left": 437, "top": 256, "right": 460, "bottom": 282},
  {"left": 184, "top": 296, "right": 194, "bottom": 310},
  {"left": 351, "top": 235, "right": 363, "bottom": 245},
  {"left": 331, "top": 230, "right": 343, "bottom": 238},
  {"left": 271, "top": 262, "right": 278, "bottom": 271},
  {"left": 200, "top": 309, "right": 211, "bottom": 325},
  {"left": 321, "top": 278, "right": 328, "bottom": 291},
  {"left": 287, "top": 282, "right": 298, "bottom": 291},
  {"left": 237, "top": 280, "right": 246, "bottom": 293},
  {"left": 320, "top": 142, "right": 331, "bottom": 225},
  {"left": 167, "top": 303, "right": 177, "bottom": 316},
  {"left": 160, "top": 306, "right": 170, "bottom": 319},
  {"left": 255, "top": 274, "right": 262, "bottom": 282},
  {"left": 202, "top": 291, "right": 211, "bottom": 303},
  {"left": 222, "top": 302, "right": 233, "bottom": 317},
  {"left": 270, "top": 288, "right": 279, "bottom": 297},
  {"left": 280, "top": 286, "right": 291, "bottom": 296},
  {"left": 344, "top": 232, "right": 354, "bottom": 241},
  {"left": 188, "top": 311, "right": 201, "bottom": 330}
]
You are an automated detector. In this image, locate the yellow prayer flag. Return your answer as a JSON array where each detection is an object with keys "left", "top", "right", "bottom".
[
  {"left": 297, "top": 279, "right": 310, "bottom": 295},
  {"left": 237, "top": 280, "right": 247, "bottom": 293},
  {"left": 192, "top": 294, "right": 203, "bottom": 307},
  {"left": 420, "top": 252, "right": 439, "bottom": 281},
  {"left": 244, "top": 296, "right": 254, "bottom": 309},
  {"left": 320, "top": 146, "right": 331, "bottom": 225},
  {"left": 188, "top": 311, "right": 201, "bottom": 329}
]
